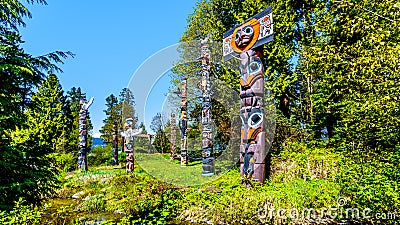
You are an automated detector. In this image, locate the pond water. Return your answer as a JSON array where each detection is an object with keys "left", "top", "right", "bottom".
[{"left": 42, "top": 197, "right": 124, "bottom": 224}]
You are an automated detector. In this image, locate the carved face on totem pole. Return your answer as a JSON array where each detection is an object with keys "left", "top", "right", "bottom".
[
  {"left": 223, "top": 6, "right": 273, "bottom": 61},
  {"left": 231, "top": 19, "right": 260, "bottom": 52}
]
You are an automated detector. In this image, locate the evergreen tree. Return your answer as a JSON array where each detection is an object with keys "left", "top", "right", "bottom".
[
  {"left": 9, "top": 74, "right": 65, "bottom": 206},
  {"left": 298, "top": 0, "right": 400, "bottom": 209},
  {"left": 119, "top": 88, "right": 137, "bottom": 125},
  {"left": 100, "top": 88, "right": 137, "bottom": 144},
  {"left": 63, "top": 87, "right": 83, "bottom": 153},
  {"left": 100, "top": 94, "right": 119, "bottom": 143},
  {"left": 0, "top": 0, "right": 72, "bottom": 208},
  {"left": 150, "top": 113, "right": 169, "bottom": 153}
]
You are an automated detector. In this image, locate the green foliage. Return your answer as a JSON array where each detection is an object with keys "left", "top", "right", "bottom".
[
  {"left": 2, "top": 75, "right": 66, "bottom": 207},
  {"left": 83, "top": 194, "right": 106, "bottom": 212},
  {"left": 150, "top": 113, "right": 169, "bottom": 153},
  {"left": 0, "top": 0, "right": 74, "bottom": 208},
  {"left": 100, "top": 88, "right": 137, "bottom": 144},
  {"left": 88, "top": 145, "right": 112, "bottom": 167},
  {"left": 0, "top": 198, "right": 43, "bottom": 225},
  {"left": 270, "top": 141, "right": 342, "bottom": 183},
  {"left": 42, "top": 162, "right": 341, "bottom": 224},
  {"left": 100, "top": 94, "right": 119, "bottom": 143},
  {"left": 48, "top": 152, "right": 76, "bottom": 172},
  {"left": 296, "top": 0, "right": 400, "bottom": 214},
  {"left": 130, "top": 191, "right": 177, "bottom": 225},
  {"left": 12, "top": 74, "right": 65, "bottom": 154},
  {"left": 63, "top": 87, "right": 92, "bottom": 154},
  {"left": 173, "top": 0, "right": 400, "bottom": 219}
]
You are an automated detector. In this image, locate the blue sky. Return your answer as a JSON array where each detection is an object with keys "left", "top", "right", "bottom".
[{"left": 20, "top": 0, "right": 198, "bottom": 136}]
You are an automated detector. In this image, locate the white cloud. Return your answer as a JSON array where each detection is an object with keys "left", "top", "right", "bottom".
[{"left": 92, "top": 132, "right": 102, "bottom": 138}]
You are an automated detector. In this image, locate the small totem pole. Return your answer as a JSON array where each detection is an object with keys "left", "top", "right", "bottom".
[
  {"left": 148, "top": 134, "right": 154, "bottom": 153},
  {"left": 223, "top": 7, "right": 274, "bottom": 183},
  {"left": 111, "top": 122, "right": 118, "bottom": 166},
  {"left": 200, "top": 36, "right": 215, "bottom": 176},
  {"left": 121, "top": 118, "right": 142, "bottom": 172},
  {"left": 180, "top": 78, "right": 188, "bottom": 167},
  {"left": 170, "top": 111, "right": 177, "bottom": 160},
  {"left": 78, "top": 96, "right": 94, "bottom": 171}
]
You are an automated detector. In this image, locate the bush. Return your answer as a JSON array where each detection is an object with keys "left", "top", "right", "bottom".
[
  {"left": 48, "top": 152, "right": 76, "bottom": 172},
  {"left": 87, "top": 145, "right": 112, "bottom": 167},
  {"left": 0, "top": 198, "right": 43, "bottom": 225}
]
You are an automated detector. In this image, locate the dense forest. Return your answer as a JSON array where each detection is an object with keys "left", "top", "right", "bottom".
[{"left": 0, "top": 0, "right": 399, "bottom": 224}]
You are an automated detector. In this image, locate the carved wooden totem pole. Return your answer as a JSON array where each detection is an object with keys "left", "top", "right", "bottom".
[
  {"left": 180, "top": 78, "right": 188, "bottom": 167},
  {"left": 78, "top": 96, "right": 94, "bottom": 171},
  {"left": 111, "top": 122, "right": 118, "bottom": 166},
  {"left": 121, "top": 118, "right": 142, "bottom": 172},
  {"left": 170, "top": 111, "right": 177, "bottom": 160},
  {"left": 148, "top": 134, "right": 154, "bottom": 153},
  {"left": 223, "top": 7, "right": 274, "bottom": 183},
  {"left": 200, "top": 36, "right": 215, "bottom": 176}
]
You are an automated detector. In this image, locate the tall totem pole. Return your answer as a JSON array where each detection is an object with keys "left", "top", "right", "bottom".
[
  {"left": 111, "top": 122, "right": 118, "bottom": 166},
  {"left": 180, "top": 78, "right": 188, "bottom": 167},
  {"left": 78, "top": 96, "right": 94, "bottom": 171},
  {"left": 170, "top": 111, "right": 177, "bottom": 160},
  {"left": 121, "top": 118, "right": 142, "bottom": 172},
  {"left": 223, "top": 7, "right": 274, "bottom": 183},
  {"left": 200, "top": 36, "right": 215, "bottom": 176}
]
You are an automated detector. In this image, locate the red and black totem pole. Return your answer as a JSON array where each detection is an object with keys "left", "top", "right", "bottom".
[
  {"left": 180, "top": 78, "right": 188, "bottom": 167},
  {"left": 78, "top": 96, "right": 94, "bottom": 172},
  {"left": 200, "top": 36, "right": 215, "bottom": 176},
  {"left": 223, "top": 7, "right": 274, "bottom": 183},
  {"left": 111, "top": 122, "right": 118, "bottom": 166},
  {"left": 170, "top": 111, "right": 177, "bottom": 160},
  {"left": 121, "top": 118, "right": 142, "bottom": 172}
]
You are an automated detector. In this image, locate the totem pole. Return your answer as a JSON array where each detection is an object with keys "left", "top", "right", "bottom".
[
  {"left": 223, "top": 7, "right": 274, "bottom": 183},
  {"left": 200, "top": 36, "right": 215, "bottom": 176},
  {"left": 180, "top": 78, "right": 188, "bottom": 167},
  {"left": 148, "top": 134, "right": 154, "bottom": 153},
  {"left": 170, "top": 111, "right": 177, "bottom": 160},
  {"left": 111, "top": 122, "right": 118, "bottom": 166},
  {"left": 121, "top": 135, "right": 125, "bottom": 159},
  {"left": 121, "top": 118, "right": 142, "bottom": 172},
  {"left": 78, "top": 96, "right": 94, "bottom": 171}
]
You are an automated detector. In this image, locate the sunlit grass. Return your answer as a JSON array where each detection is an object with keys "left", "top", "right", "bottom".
[{"left": 135, "top": 153, "right": 221, "bottom": 186}]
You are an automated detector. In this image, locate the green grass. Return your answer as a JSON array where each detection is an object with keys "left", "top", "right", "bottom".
[
  {"left": 8, "top": 142, "right": 384, "bottom": 224},
  {"left": 135, "top": 153, "right": 220, "bottom": 186}
]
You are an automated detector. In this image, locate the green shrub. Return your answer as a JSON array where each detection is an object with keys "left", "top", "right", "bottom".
[
  {"left": 0, "top": 198, "right": 43, "bottom": 225},
  {"left": 48, "top": 152, "right": 76, "bottom": 172},
  {"left": 88, "top": 145, "right": 112, "bottom": 167}
]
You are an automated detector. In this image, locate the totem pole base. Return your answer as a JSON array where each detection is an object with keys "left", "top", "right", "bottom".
[
  {"left": 202, "top": 158, "right": 215, "bottom": 176},
  {"left": 181, "top": 154, "right": 187, "bottom": 167},
  {"left": 240, "top": 161, "right": 266, "bottom": 183}
]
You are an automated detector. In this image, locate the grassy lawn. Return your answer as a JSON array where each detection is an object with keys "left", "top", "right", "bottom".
[{"left": 135, "top": 153, "right": 221, "bottom": 186}]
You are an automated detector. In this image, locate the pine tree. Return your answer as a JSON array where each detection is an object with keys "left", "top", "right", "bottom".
[
  {"left": 63, "top": 87, "right": 83, "bottom": 153},
  {"left": 119, "top": 88, "right": 137, "bottom": 124},
  {"left": 100, "top": 94, "right": 119, "bottom": 143},
  {"left": 100, "top": 88, "right": 137, "bottom": 143},
  {"left": 9, "top": 74, "right": 65, "bottom": 205}
]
